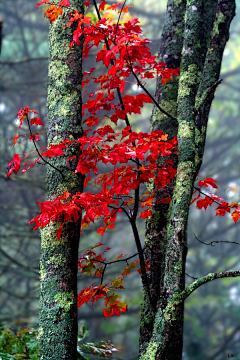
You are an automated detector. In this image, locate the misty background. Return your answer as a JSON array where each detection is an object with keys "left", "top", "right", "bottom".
[{"left": 1, "top": 0, "right": 240, "bottom": 359}]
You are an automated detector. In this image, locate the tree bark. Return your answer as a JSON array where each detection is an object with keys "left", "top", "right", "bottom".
[
  {"left": 140, "top": 1, "right": 236, "bottom": 359},
  {"left": 38, "top": 1, "right": 84, "bottom": 359}
]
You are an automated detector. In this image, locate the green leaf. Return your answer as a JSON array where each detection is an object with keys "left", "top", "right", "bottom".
[{"left": 78, "top": 325, "right": 90, "bottom": 341}]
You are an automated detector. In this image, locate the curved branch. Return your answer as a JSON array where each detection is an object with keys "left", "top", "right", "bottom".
[
  {"left": 26, "top": 114, "right": 65, "bottom": 179},
  {"left": 194, "top": 234, "right": 240, "bottom": 247},
  {"left": 125, "top": 46, "right": 178, "bottom": 121},
  {"left": 164, "top": 270, "right": 240, "bottom": 321}
]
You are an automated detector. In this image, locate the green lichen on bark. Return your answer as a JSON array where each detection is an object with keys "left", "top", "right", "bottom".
[
  {"left": 54, "top": 292, "right": 74, "bottom": 312},
  {"left": 39, "top": 0, "right": 84, "bottom": 359},
  {"left": 140, "top": 1, "right": 235, "bottom": 359},
  {"left": 194, "top": 1, "right": 235, "bottom": 171},
  {"left": 162, "top": 271, "right": 240, "bottom": 323},
  {"left": 140, "top": 310, "right": 165, "bottom": 360},
  {"left": 140, "top": 1, "right": 187, "bottom": 357},
  {"left": 39, "top": 221, "right": 81, "bottom": 359}
]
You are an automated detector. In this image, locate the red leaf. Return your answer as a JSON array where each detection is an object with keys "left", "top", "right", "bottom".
[
  {"left": 31, "top": 117, "right": 45, "bottom": 126},
  {"left": 58, "top": 0, "right": 70, "bottom": 6},
  {"left": 29, "top": 133, "right": 43, "bottom": 142},
  {"left": 36, "top": 0, "right": 49, "bottom": 8},
  {"left": 118, "top": 5, "right": 133, "bottom": 13},
  {"left": 7, "top": 154, "right": 21, "bottom": 178},
  {"left": 13, "top": 135, "right": 20, "bottom": 146},
  {"left": 190, "top": 195, "right": 201, "bottom": 205},
  {"left": 56, "top": 223, "right": 64, "bottom": 240},
  {"left": 107, "top": 2, "right": 123, "bottom": 11},
  {"left": 215, "top": 202, "right": 230, "bottom": 216},
  {"left": 199, "top": 177, "right": 218, "bottom": 189},
  {"left": 232, "top": 211, "right": 240, "bottom": 223},
  {"left": 42, "top": 146, "right": 65, "bottom": 158},
  {"left": 196, "top": 197, "right": 213, "bottom": 210},
  {"left": 45, "top": 5, "right": 63, "bottom": 23},
  {"left": 139, "top": 209, "right": 152, "bottom": 219},
  {"left": 99, "top": 0, "right": 106, "bottom": 11}
]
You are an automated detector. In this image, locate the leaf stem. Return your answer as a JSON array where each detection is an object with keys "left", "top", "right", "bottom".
[
  {"left": 26, "top": 115, "right": 65, "bottom": 179},
  {"left": 125, "top": 45, "right": 178, "bottom": 121}
]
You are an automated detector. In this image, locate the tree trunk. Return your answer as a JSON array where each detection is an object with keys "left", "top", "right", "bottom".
[
  {"left": 139, "top": 1, "right": 235, "bottom": 359},
  {"left": 38, "top": 1, "right": 84, "bottom": 359}
]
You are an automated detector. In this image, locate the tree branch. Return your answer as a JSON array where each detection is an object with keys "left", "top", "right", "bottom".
[
  {"left": 125, "top": 46, "right": 178, "bottom": 121},
  {"left": 194, "top": 234, "right": 240, "bottom": 247},
  {"left": 26, "top": 114, "right": 65, "bottom": 179},
  {"left": 130, "top": 219, "right": 153, "bottom": 308},
  {"left": 164, "top": 270, "right": 240, "bottom": 321}
]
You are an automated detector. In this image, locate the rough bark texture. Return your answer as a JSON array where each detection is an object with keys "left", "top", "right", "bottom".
[
  {"left": 140, "top": 1, "right": 236, "bottom": 359},
  {"left": 39, "top": 1, "right": 84, "bottom": 359},
  {"left": 140, "top": 0, "right": 186, "bottom": 353}
]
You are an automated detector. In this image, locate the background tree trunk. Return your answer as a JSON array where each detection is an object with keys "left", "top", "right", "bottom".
[
  {"left": 38, "top": 1, "right": 84, "bottom": 359},
  {"left": 140, "top": 1, "right": 236, "bottom": 359}
]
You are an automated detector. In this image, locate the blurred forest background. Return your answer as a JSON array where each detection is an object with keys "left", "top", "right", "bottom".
[{"left": 1, "top": 0, "right": 240, "bottom": 359}]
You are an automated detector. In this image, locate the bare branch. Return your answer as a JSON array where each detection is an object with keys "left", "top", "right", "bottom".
[
  {"left": 194, "top": 234, "right": 240, "bottom": 247},
  {"left": 164, "top": 270, "right": 240, "bottom": 321}
]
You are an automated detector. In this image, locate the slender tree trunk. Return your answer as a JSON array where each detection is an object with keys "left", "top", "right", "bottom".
[
  {"left": 139, "top": 1, "right": 235, "bottom": 359},
  {"left": 38, "top": 1, "right": 84, "bottom": 359}
]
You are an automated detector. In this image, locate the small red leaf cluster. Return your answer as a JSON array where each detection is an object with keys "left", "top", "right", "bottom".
[
  {"left": 36, "top": 0, "right": 70, "bottom": 23},
  {"left": 77, "top": 243, "right": 149, "bottom": 316},
  {"left": 7, "top": 107, "right": 45, "bottom": 178},
  {"left": 192, "top": 178, "right": 240, "bottom": 223}
]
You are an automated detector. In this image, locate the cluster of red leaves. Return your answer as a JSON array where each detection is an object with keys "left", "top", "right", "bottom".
[
  {"left": 36, "top": 0, "right": 70, "bottom": 23},
  {"left": 77, "top": 243, "right": 149, "bottom": 316},
  {"left": 192, "top": 178, "right": 240, "bottom": 223},
  {"left": 8, "top": 1, "right": 179, "bottom": 317},
  {"left": 7, "top": 106, "right": 45, "bottom": 178},
  {"left": 77, "top": 285, "right": 128, "bottom": 317},
  {"left": 7, "top": 154, "right": 21, "bottom": 179},
  {"left": 27, "top": 127, "right": 177, "bottom": 237},
  {"left": 9, "top": 0, "right": 240, "bottom": 318}
]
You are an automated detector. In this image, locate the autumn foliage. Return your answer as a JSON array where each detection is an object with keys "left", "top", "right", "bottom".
[{"left": 7, "top": 0, "right": 240, "bottom": 317}]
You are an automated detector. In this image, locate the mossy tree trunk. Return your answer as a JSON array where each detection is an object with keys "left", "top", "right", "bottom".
[
  {"left": 140, "top": 1, "right": 236, "bottom": 359},
  {"left": 38, "top": 1, "right": 84, "bottom": 359}
]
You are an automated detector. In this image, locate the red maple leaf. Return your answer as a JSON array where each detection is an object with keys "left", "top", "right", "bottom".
[
  {"left": 36, "top": 0, "right": 50, "bottom": 8},
  {"left": 232, "top": 211, "right": 240, "bottom": 223},
  {"left": 196, "top": 197, "right": 214, "bottom": 210},
  {"left": 45, "top": 5, "right": 63, "bottom": 23},
  {"left": 58, "top": 0, "right": 70, "bottom": 6},
  {"left": 31, "top": 117, "right": 45, "bottom": 126},
  {"left": 139, "top": 209, "right": 152, "bottom": 219},
  {"left": 199, "top": 177, "right": 218, "bottom": 189},
  {"left": 7, "top": 154, "right": 21, "bottom": 178},
  {"left": 29, "top": 133, "right": 43, "bottom": 142}
]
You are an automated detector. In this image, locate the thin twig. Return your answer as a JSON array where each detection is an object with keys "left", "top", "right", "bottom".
[
  {"left": 113, "top": 0, "right": 128, "bottom": 42},
  {"left": 185, "top": 272, "right": 198, "bottom": 280},
  {"left": 194, "top": 186, "right": 220, "bottom": 206},
  {"left": 194, "top": 233, "right": 240, "bottom": 247},
  {"left": 108, "top": 204, "right": 131, "bottom": 220},
  {"left": 26, "top": 114, "right": 65, "bottom": 179},
  {"left": 125, "top": 45, "right": 178, "bottom": 121}
]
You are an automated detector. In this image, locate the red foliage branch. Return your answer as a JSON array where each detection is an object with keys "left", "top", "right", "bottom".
[{"left": 9, "top": 0, "right": 238, "bottom": 317}]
